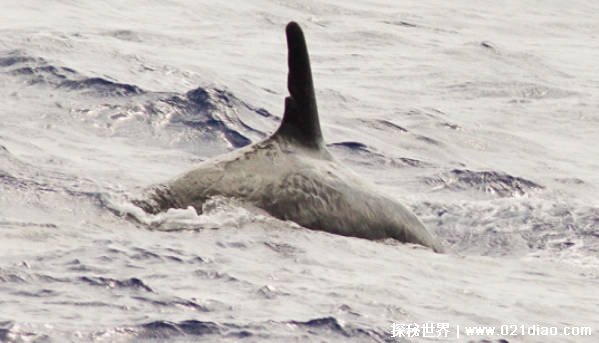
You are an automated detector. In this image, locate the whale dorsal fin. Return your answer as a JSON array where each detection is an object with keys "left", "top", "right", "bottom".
[{"left": 274, "top": 22, "right": 323, "bottom": 149}]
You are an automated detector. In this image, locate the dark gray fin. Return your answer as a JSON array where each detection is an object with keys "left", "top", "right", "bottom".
[{"left": 273, "top": 22, "right": 323, "bottom": 149}]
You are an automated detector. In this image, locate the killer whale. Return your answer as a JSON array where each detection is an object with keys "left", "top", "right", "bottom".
[{"left": 135, "top": 22, "right": 443, "bottom": 253}]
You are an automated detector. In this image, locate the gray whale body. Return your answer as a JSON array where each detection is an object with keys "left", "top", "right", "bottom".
[{"left": 136, "top": 22, "right": 443, "bottom": 253}]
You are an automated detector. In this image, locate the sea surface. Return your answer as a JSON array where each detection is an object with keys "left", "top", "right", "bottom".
[{"left": 0, "top": 1, "right": 597, "bottom": 342}]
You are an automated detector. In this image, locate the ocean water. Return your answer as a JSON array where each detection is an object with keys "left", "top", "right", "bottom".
[{"left": 0, "top": 1, "right": 597, "bottom": 342}]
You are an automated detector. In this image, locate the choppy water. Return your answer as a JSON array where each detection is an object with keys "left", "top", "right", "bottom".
[{"left": 0, "top": 1, "right": 598, "bottom": 342}]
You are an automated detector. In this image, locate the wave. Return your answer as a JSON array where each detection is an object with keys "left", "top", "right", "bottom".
[
  {"left": 418, "top": 197, "right": 599, "bottom": 258},
  {"left": 135, "top": 316, "right": 392, "bottom": 341},
  {"left": 132, "top": 296, "right": 209, "bottom": 312},
  {"left": 329, "top": 141, "right": 434, "bottom": 168},
  {"left": 425, "top": 169, "right": 543, "bottom": 197},
  {"left": 447, "top": 81, "right": 577, "bottom": 100},
  {"left": 0, "top": 50, "right": 143, "bottom": 96},
  {"left": 78, "top": 276, "right": 153, "bottom": 292},
  {"left": 139, "top": 320, "right": 223, "bottom": 339},
  {"left": 1, "top": 51, "right": 276, "bottom": 149},
  {"left": 64, "top": 84, "right": 276, "bottom": 150},
  {"left": 161, "top": 86, "right": 273, "bottom": 148}
]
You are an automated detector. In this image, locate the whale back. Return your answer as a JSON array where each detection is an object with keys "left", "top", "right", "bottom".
[
  {"left": 273, "top": 22, "right": 323, "bottom": 149},
  {"left": 135, "top": 21, "right": 443, "bottom": 252}
]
